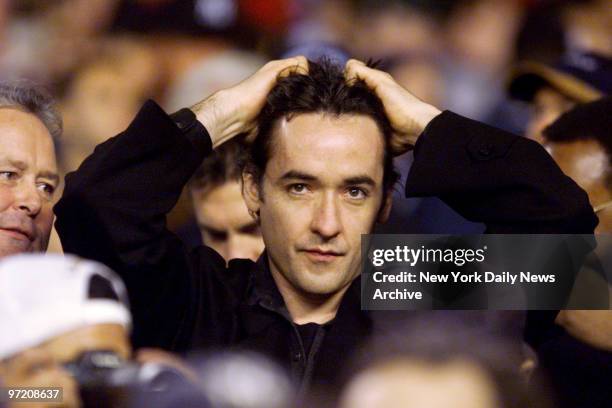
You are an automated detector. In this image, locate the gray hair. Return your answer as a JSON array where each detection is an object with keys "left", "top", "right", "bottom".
[{"left": 0, "top": 81, "right": 62, "bottom": 140}]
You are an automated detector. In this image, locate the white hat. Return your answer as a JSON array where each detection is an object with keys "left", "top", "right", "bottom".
[{"left": 0, "top": 254, "right": 131, "bottom": 360}]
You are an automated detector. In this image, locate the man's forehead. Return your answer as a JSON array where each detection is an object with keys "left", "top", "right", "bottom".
[
  {"left": 194, "top": 182, "right": 250, "bottom": 225},
  {"left": 0, "top": 108, "right": 57, "bottom": 172},
  {"left": 267, "top": 113, "right": 385, "bottom": 180},
  {"left": 0, "top": 107, "right": 48, "bottom": 130}
]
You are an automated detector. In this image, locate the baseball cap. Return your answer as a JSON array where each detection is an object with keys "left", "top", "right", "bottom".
[
  {"left": 508, "top": 52, "right": 612, "bottom": 103},
  {"left": 0, "top": 254, "right": 131, "bottom": 360},
  {"left": 543, "top": 96, "right": 612, "bottom": 142}
]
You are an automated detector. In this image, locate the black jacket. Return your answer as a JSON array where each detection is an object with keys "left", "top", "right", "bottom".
[{"left": 54, "top": 101, "right": 597, "bottom": 393}]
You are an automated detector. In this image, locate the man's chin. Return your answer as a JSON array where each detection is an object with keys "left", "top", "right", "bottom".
[
  {"left": 0, "top": 238, "right": 39, "bottom": 259},
  {"left": 294, "top": 265, "right": 355, "bottom": 296}
]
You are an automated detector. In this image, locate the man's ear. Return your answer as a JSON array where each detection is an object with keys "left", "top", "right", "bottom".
[
  {"left": 241, "top": 168, "right": 262, "bottom": 217},
  {"left": 377, "top": 191, "right": 393, "bottom": 223}
]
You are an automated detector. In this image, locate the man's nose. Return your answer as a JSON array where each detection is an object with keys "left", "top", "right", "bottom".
[
  {"left": 227, "top": 235, "right": 245, "bottom": 261},
  {"left": 310, "top": 193, "right": 342, "bottom": 239},
  {"left": 13, "top": 182, "right": 42, "bottom": 217}
]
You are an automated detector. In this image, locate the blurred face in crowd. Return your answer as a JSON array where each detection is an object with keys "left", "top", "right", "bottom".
[
  {"left": 192, "top": 180, "right": 264, "bottom": 261},
  {"left": 243, "top": 113, "right": 390, "bottom": 300},
  {"left": 62, "top": 64, "right": 142, "bottom": 157},
  {"left": 390, "top": 60, "right": 444, "bottom": 107},
  {"left": 544, "top": 138, "right": 612, "bottom": 232},
  {"left": 0, "top": 348, "right": 80, "bottom": 408},
  {"left": 526, "top": 87, "right": 576, "bottom": 144},
  {"left": 0, "top": 108, "right": 58, "bottom": 258},
  {"left": 0, "top": 323, "right": 129, "bottom": 408},
  {"left": 40, "top": 323, "right": 131, "bottom": 364},
  {"left": 61, "top": 43, "right": 157, "bottom": 173},
  {"left": 340, "top": 359, "right": 500, "bottom": 408}
]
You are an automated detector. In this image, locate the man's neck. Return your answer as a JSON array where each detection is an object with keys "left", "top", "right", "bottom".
[{"left": 268, "top": 262, "right": 351, "bottom": 325}]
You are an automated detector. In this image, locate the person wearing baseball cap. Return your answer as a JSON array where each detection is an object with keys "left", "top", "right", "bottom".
[
  {"left": 508, "top": 51, "right": 612, "bottom": 144},
  {"left": 0, "top": 254, "right": 132, "bottom": 408}
]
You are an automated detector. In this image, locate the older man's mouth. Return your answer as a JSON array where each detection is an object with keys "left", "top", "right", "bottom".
[{"left": 0, "top": 227, "right": 34, "bottom": 242}]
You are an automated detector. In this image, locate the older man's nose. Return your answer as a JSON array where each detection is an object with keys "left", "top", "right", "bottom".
[{"left": 13, "top": 182, "right": 42, "bottom": 217}]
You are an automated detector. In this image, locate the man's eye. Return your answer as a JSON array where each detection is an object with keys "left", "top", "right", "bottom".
[
  {"left": 346, "top": 187, "right": 368, "bottom": 200},
  {"left": 241, "top": 223, "right": 261, "bottom": 236},
  {"left": 288, "top": 183, "right": 309, "bottom": 195},
  {"left": 0, "top": 171, "right": 17, "bottom": 180},
  {"left": 37, "top": 183, "right": 56, "bottom": 197},
  {"left": 207, "top": 231, "right": 227, "bottom": 241},
  {"left": 26, "top": 361, "right": 52, "bottom": 375}
]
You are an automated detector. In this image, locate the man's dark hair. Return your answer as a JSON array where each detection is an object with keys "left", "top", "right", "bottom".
[
  {"left": 244, "top": 58, "right": 400, "bottom": 195},
  {"left": 543, "top": 97, "right": 612, "bottom": 185},
  {"left": 190, "top": 141, "right": 246, "bottom": 195}
]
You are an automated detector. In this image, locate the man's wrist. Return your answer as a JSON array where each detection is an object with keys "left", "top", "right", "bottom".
[
  {"left": 190, "top": 96, "right": 220, "bottom": 143},
  {"left": 190, "top": 91, "right": 246, "bottom": 149},
  {"left": 416, "top": 103, "right": 442, "bottom": 134}
]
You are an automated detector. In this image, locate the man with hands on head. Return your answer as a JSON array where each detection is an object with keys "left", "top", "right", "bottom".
[{"left": 54, "top": 57, "right": 597, "bottom": 396}]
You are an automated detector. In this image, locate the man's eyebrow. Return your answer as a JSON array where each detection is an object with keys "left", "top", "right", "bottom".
[
  {"left": 198, "top": 223, "right": 226, "bottom": 236},
  {"left": 0, "top": 158, "right": 59, "bottom": 183},
  {"left": 279, "top": 170, "right": 318, "bottom": 182},
  {"left": 0, "top": 158, "right": 26, "bottom": 170},
  {"left": 343, "top": 176, "right": 376, "bottom": 187},
  {"left": 279, "top": 171, "right": 377, "bottom": 187},
  {"left": 238, "top": 220, "right": 260, "bottom": 234},
  {"left": 38, "top": 171, "right": 60, "bottom": 184}
]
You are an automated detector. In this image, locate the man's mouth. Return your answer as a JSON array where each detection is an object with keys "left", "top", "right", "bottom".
[
  {"left": 302, "top": 248, "right": 344, "bottom": 263},
  {"left": 0, "top": 227, "right": 34, "bottom": 242}
]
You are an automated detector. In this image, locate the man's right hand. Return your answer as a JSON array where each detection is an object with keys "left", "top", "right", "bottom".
[{"left": 191, "top": 56, "right": 308, "bottom": 148}]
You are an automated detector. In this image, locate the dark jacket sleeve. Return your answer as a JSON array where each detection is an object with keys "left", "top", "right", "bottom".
[
  {"left": 405, "top": 111, "right": 598, "bottom": 233},
  {"left": 405, "top": 112, "right": 598, "bottom": 348},
  {"left": 54, "top": 101, "right": 228, "bottom": 351}
]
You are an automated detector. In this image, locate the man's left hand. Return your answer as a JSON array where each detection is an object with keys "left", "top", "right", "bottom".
[{"left": 344, "top": 59, "right": 441, "bottom": 155}]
